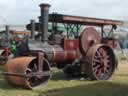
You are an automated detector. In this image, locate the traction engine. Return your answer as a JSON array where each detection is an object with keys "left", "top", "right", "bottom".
[
  {"left": 0, "top": 28, "right": 30, "bottom": 64},
  {"left": 4, "top": 3, "right": 122, "bottom": 89}
]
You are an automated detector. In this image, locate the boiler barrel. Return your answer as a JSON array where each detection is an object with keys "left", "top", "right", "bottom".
[{"left": 46, "top": 45, "right": 77, "bottom": 63}]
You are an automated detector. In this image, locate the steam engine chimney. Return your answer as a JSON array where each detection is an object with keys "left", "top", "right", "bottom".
[
  {"left": 39, "top": 3, "right": 50, "bottom": 42},
  {"left": 30, "top": 19, "right": 35, "bottom": 40}
]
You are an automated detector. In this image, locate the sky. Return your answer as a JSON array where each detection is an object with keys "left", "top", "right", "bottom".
[{"left": 0, "top": 0, "right": 127, "bottom": 25}]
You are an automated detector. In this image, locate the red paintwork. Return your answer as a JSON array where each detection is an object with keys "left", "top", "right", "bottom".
[
  {"left": 63, "top": 38, "right": 79, "bottom": 50},
  {"left": 52, "top": 42, "right": 78, "bottom": 63},
  {"left": 15, "top": 37, "right": 22, "bottom": 41}
]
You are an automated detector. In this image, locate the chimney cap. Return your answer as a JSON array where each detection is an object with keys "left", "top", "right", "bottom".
[{"left": 39, "top": 3, "right": 51, "bottom": 8}]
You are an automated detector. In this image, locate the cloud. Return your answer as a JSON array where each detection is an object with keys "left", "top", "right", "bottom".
[{"left": 0, "top": 0, "right": 127, "bottom": 24}]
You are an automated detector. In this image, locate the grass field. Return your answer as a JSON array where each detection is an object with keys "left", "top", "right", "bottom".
[{"left": 0, "top": 60, "right": 128, "bottom": 96}]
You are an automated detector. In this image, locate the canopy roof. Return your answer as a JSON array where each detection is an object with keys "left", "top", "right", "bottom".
[{"left": 49, "top": 13, "right": 123, "bottom": 26}]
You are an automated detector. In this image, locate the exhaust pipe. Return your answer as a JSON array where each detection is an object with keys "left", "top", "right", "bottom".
[
  {"left": 30, "top": 20, "right": 35, "bottom": 40},
  {"left": 5, "top": 25, "right": 10, "bottom": 47},
  {"left": 39, "top": 3, "right": 50, "bottom": 42}
]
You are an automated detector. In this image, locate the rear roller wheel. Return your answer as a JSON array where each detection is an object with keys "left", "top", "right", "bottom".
[
  {"left": 4, "top": 54, "right": 51, "bottom": 89},
  {"left": 85, "top": 44, "right": 116, "bottom": 80}
]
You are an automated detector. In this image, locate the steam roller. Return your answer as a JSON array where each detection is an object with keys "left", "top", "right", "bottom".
[
  {"left": 3, "top": 3, "right": 119, "bottom": 89},
  {"left": 4, "top": 52, "right": 51, "bottom": 89},
  {"left": 4, "top": 28, "right": 117, "bottom": 89}
]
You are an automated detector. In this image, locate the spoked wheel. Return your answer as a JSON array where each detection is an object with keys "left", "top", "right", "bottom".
[
  {"left": 0, "top": 50, "right": 13, "bottom": 65},
  {"left": 4, "top": 53, "right": 51, "bottom": 89},
  {"left": 85, "top": 44, "right": 116, "bottom": 80}
]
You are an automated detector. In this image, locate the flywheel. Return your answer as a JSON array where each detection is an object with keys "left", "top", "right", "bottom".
[{"left": 80, "top": 27, "right": 101, "bottom": 54}]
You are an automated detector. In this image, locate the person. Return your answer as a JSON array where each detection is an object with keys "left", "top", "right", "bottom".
[{"left": 10, "top": 39, "right": 17, "bottom": 56}]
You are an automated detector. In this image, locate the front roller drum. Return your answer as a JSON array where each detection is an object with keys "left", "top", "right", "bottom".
[
  {"left": 85, "top": 44, "right": 116, "bottom": 80},
  {"left": 4, "top": 55, "right": 51, "bottom": 89}
]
